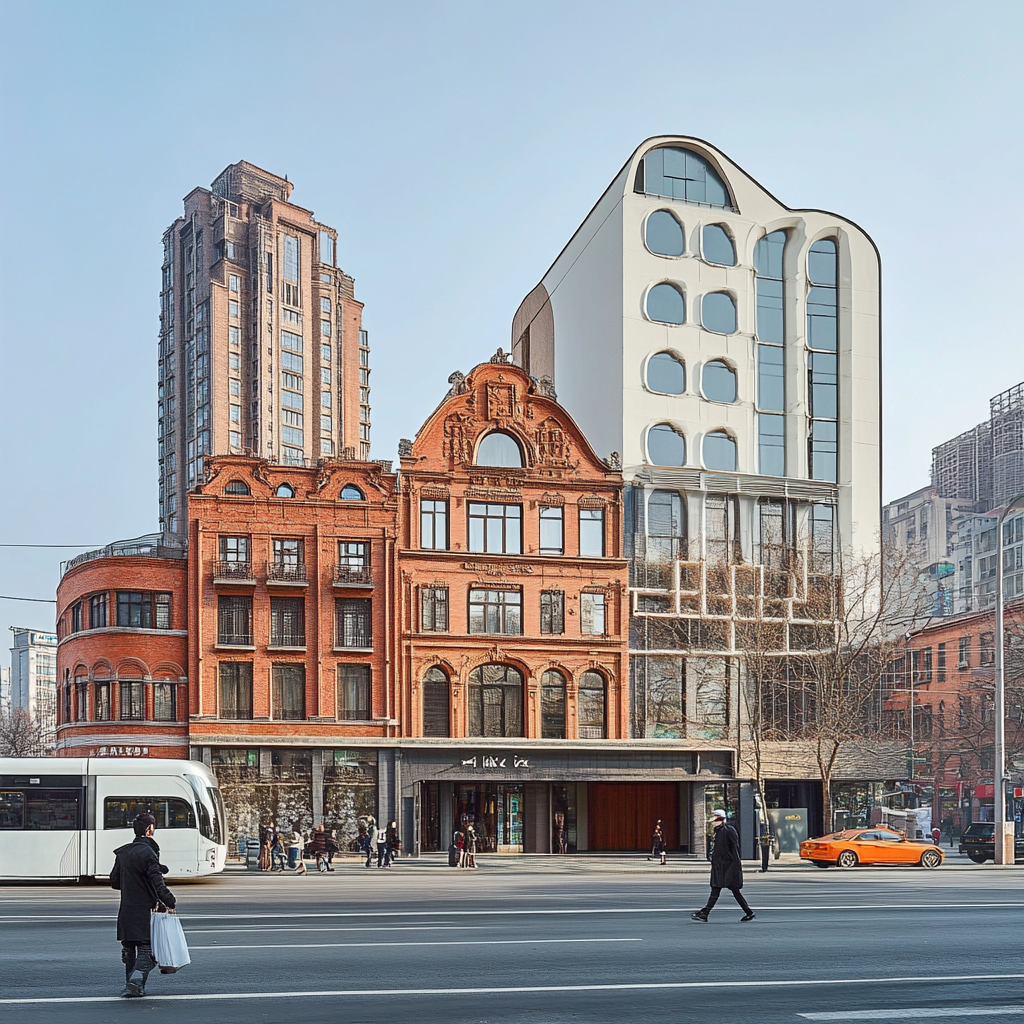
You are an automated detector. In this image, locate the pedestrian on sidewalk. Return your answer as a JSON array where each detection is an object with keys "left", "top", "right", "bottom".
[
  {"left": 365, "top": 818, "right": 378, "bottom": 868},
  {"left": 649, "top": 820, "right": 666, "bottom": 865},
  {"left": 110, "top": 812, "right": 177, "bottom": 998},
  {"left": 384, "top": 820, "right": 400, "bottom": 867},
  {"left": 288, "top": 828, "right": 306, "bottom": 874},
  {"left": 692, "top": 809, "right": 755, "bottom": 924},
  {"left": 309, "top": 823, "right": 329, "bottom": 872},
  {"left": 758, "top": 821, "right": 773, "bottom": 873},
  {"left": 325, "top": 829, "right": 340, "bottom": 871},
  {"left": 376, "top": 818, "right": 389, "bottom": 868},
  {"left": 464, "top": 824, "right": 477, "bottom": 868},
  {"left": 270, "top": 825, "right": 287, "bottom": 871}
]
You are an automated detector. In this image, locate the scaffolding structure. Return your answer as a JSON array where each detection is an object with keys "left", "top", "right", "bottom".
[{"left": 991, "top": 382, "right": 1024, "bottom": 509}]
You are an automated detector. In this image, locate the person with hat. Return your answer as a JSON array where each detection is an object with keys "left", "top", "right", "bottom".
[
  {"left": 110, "top": 811, "right": 177, "bottom": 997},
  {"left": 691, "top": 809, "right": 755, "bottom": 923}
]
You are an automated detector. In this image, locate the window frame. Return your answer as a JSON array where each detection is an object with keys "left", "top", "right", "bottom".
[
  {"left": 468, "top": 502, "right": 522, "bottom": 555},
  {"left": 468, "top": 588, "right": 523, "bottom": 635}
]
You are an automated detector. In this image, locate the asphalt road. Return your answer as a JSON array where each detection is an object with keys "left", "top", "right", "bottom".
[{"left": 2, "top": 860, "right": 1022, "bottom": 1023}]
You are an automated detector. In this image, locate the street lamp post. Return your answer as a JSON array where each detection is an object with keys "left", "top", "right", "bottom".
[{"left": 993, "top": 493, "right": 1024, "bottom": 865}]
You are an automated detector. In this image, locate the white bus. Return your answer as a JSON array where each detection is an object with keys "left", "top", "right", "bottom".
[{"left": 0, "top": 757, "right": 227, "bottom": 881}]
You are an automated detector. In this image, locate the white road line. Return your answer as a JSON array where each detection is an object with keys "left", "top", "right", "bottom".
[
  {"left": 185, "top": 924, "right": 481, "bottom": 934},
  {"left": 189, "top": 937, "right": 641, "bottom": 950},
  {"left": 4, "top": 902, "right": 1021, "bottom": 922},
  {"left": 1, "top": 973, "right": 1022, "bottom": 1005},
  {"left": 799, "top": 1007, "right": 1024, "bottom": 1020}
]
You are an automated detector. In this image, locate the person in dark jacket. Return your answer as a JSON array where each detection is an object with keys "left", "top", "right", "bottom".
[
  {"left": 692, "top": 809, "right": 755, "bottom": 923},
  {"left": 110, "top": 812, "right": 177, "bottom": 997}
]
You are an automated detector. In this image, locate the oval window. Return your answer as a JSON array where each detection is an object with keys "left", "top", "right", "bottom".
[
  {"left": 647, "top": 424, "right": 686, "bottom": 467},
  {"left": 704, "top": 431, "right": 737, "bottom": 472},
  {"left": 702, "top": 292, "right": 737, "bottom": 334},
  {"left": 702, "top": 361, "right": 737, "bottom": 403},
  {"left": 702, "top": 224, "right": 736, "bottom": 266},
  {"left": 340, "top": 484, "right": 365, "bottom": 501},
  {"left": 646, "top": 352, "right": 685, "bottom": 395},
  {"left": 476, "top": 432, "right": 523, "bottom": 468},
  {"left": 646, "top": 283, "right": 685, "bottom": 325},
  {"left": 645, "top": 211, "right": 684, "bottom": 257},
  {"left": 275, "top": 483, "right": 295, "bottom": 498}
]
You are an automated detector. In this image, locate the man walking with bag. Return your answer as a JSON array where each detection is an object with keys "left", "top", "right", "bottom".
[
  {"left": 691, "top": 809, "right": 755, "bottom": 923},
  {"left": 110, "top": 812, "right": 177, "bottom": 997}
]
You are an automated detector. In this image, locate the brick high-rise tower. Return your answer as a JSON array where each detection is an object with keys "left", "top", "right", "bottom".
[{"left": 158, "top": 161, "right": 371, "bottom": 535}]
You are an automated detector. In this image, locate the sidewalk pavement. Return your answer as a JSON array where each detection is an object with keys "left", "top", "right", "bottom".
[{"left": 226, "top": 845, "right": 1018, "bottom": 875}]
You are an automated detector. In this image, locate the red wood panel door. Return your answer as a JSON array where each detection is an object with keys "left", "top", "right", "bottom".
[{"left": 588, "top": 783, "right": 679, "bottom": 850}]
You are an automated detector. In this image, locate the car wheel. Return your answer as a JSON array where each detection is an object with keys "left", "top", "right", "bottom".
[
  {"left": 967, "top": 851, "right": 988, "bottom": 864},
  {"left": 812, "top": 860, "right": 831, "bottom": 869},
  {"left": 920, "top": 849, "right": 941, "bottom": 869},
  {"left": 837, "top": 850, "right": 858, "bottom": 869}
]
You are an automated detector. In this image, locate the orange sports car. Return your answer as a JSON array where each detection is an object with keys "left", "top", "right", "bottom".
[{"left": 800, "top": 826, "right": 945, "bottom": 869}]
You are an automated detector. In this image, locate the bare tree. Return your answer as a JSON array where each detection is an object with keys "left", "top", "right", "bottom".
[{"left": 0, "top": 706, "right": 48, "bottom": 757}]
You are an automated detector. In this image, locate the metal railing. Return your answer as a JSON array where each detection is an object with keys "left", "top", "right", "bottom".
[
  {"left": 266, "top": 561, "right": 308, "bottom": 583},
  {"left": 213, "top": 560, "right": 255, "bottom": 581},
  {"left": 334, "top": 564, "right": 373, "bottom": 586},
  {"left": 216, "top": 632, "right": 254, "bottom": 647}
]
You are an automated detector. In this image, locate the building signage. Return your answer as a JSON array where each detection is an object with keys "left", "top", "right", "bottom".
[
  {"left": 90, "top": 746, "right": 151, "bottom": 757},
  {"left": 457, "top": 753, "right": 531, "bottom": 770}
]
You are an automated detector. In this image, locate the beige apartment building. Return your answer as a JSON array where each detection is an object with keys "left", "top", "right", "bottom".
[{"left": 158, "top": 161, "right": 371, "bottom": 536}]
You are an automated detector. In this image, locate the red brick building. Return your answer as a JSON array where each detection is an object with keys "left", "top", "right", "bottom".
[
  {"left": 55, "top": 537, "right": 189, "bottom": 759},
  {"left": 889, "top": 600, "right": 1024, "bottom": 831},
  {"left": 186, "top": 453, "right": 399, "bottom": 844}
]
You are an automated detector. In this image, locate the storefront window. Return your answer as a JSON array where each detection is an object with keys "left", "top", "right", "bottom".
[{"left": 323, "top": 749, "right": 378, "bottom": 851}]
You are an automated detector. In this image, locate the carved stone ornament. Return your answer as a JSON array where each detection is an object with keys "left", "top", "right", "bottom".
[
  {"left": 486, "top": 382, "right": 518, "bottom": 421},
  {"left": 490, "top": 347, "right": 511, "bottom": 364},
  {"left": 535, "top": 417, "right": 571, "bottom": 467},
  {"left": 532, "top": 375, "right": 557, "bottom": 399},
  {"left": 447, "top": 371, "right": 470, "bottom": 396},
  {"left": 462, "top": 561, "right": 535, "bottom": 577},
  {"left": 398, "top": 438, "right": 414, "bottom": 457},
  {"left": 606, "top": 451, "right": 622, "bottom": 470},
  {"left": 540, "top": 492, "right": 566, "bottom": 506},
  {"left": 442, "top": 411, "right": 476, "bottom": 465}
]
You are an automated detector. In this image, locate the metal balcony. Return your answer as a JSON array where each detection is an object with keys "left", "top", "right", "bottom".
[
  {"left": 266, "top": 561, "right": 308, "bottom": 585},
  {"left": 213, "top": 560, "right": 256, "bottom": 584},
  {"left": 333, "top": 564, "right": 374, "bottom": 588}
]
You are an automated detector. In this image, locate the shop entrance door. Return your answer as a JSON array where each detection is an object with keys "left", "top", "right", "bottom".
[
  {"left": 587, "top": 783, "right": 679, "bottom": 851},
  {"left": 455, "top": 784, "right": 524, "bottom": 853}
]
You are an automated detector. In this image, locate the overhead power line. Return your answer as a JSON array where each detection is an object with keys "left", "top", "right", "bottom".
[
  {"left": 0, "top": 544, "right": 101, "bottom": 549},
  {"left": 0, "top": 595, "right": 57, "bottom": 604}
]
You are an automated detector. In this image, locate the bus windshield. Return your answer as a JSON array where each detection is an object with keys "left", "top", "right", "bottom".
[{"left": 186, "top": 774, "right": 220, "bottom": 843}]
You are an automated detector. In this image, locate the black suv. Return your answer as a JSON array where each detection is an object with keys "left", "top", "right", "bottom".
[{"left": 958, "top": 822, "right": 1024, "bottom": 863}]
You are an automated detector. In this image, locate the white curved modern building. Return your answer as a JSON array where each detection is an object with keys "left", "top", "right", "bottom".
[{"left": 512, "top": 137, "right": 885, "bottom": 830}]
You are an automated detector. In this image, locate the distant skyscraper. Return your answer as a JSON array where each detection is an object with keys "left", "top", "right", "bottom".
[
  {"left": 159, "top": 161, "right": 371, "bottom": 535},
  {"left": 9, "top": 627, "right": 58, "bottom": 751}
]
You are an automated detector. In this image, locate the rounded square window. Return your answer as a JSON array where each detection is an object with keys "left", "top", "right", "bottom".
[
  {"left": 702, "top": 292, "right": 736, "bottom": 334},
  {"left": 647, "top": 424, "right": 686, "bottom": 466},
  {"left": 702, "top": 361, "right": 737, "bottom": 403},
  {"left": 702, "top": 224, "right": 736, "bottom": 266},
  {"left": 646, "top": 283, "right": 685, "bottom": 325},
  {"left": 703, "top": 431, "right": 737, "bottom": 472},
  {"left": 645, "top": 211, "right": 684, "bottom": 257},
  {"left": 646, "top": 352, "right": 685, "bottom": 395}
]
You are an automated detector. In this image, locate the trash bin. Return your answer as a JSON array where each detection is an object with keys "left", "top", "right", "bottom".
[{"left": 246, "top": 838, "right": 261, "bottom": 870}]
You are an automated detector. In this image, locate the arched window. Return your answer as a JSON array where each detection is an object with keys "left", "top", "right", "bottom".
[
  {"left": 541, "top": 670, "right": 566, "bottom": 739},
  {"left": 646, "top": 352, "right": 685, "bottom": 395},
  {"left": 704, "top": 431, "right": 737, "bottom": 472},
  {"left": 647, "top": 424, "right": 686, "bottom": 467},
  {"left": 422, "top": 667, "right": 450, "bottom": 738},
  {"left": 468, "top": 664, "right": 523, "bottom": 737},
  {"left": 645, "top": 211, "right": 684, "bottom": 257},
  {"left": 647, "top": 490, "right": 686, "bottom": 561},
  {"left": 702, "top": 361, "right": 737, "bottom": 403},
  {"left": 225, "top": 480, "right": 250, "bottom": 496},
  {"left": 275, "top": 483, "right": 295, "bottom": 498},
  {"left": 635, "top": 146, "right": 732, "bottom": 208},
  {"left": 646, "top": 283, "right": 685, "bottom": 325},
  {"left": 476, "top": 432, "right": 523, "bottom": 468},
  {"left": 340, "top": 483, "right": 365, "bottom": 501},
  {"left": 702, "top": 292, "right": 737, "bottom": 334},
  {"left": 702, "top": 224, "right": 736, "bottom": 266},
  {"left": 807, "top": 238, "right": 838, "bottom": 351},
  {"left": 578, "top": 671, "right": 606, "bottom": 739},
  {"left": 807, "top": 237, "right": 839, "bottom": 483}
]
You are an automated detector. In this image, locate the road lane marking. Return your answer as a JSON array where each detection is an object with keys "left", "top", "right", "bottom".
[
  {"left": 5, "top": 902, "right": 1022, "bottom": 922},
  {"left": 189, "top": 937, "right": 641, "bottom": 950},
  {"left": 185, "top": 924, "right": 482, "bottom": 934},
  {"left": 2, "top": 973, "right": 1023, "bottom": 1005},
  {"left": 799, "top": 1008, "right": 1024, "bottom": 1020}
]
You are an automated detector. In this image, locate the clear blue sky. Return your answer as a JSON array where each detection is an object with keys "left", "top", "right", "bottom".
[{"left": 1, "top": 0, "right": 1022, "bottom": 644}]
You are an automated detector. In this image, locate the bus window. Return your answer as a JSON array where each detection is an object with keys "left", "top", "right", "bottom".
[
  {"left": 24, "top": 791, "right": 81, "bottom": 830},
  {"left": 103, "top": 798, "right": 196, "bottom": 830},
  {"left": 186, "top": 774, "right": 219, "bottom": 843},
  {"left": 0, "top": 791, "right": 25, "bottom": 829},
  {"left": 207, "top": 787, "right": 225, "bottom": 846}
]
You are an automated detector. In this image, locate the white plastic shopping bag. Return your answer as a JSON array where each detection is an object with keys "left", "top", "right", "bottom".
[{"left": 151, "top": 910, "right": 191, "bottom": 973}]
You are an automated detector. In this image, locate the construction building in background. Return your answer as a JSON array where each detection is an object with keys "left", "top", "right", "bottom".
[
  {"left": 159, "top": 161, "right": 371, "bottom": 538},
  {"left": 8, "top": 627, "right": 58, "bottom": 752}
]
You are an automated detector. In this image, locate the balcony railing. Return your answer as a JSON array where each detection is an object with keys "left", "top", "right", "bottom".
[
  {"left": 266, "top": 561, "right": 308, "bottom": 584},
  {"left": 213, "top": 560, "right": 255, "bottom": 582},
  {"left": 334, "top": 564, "right": 373, "bottom": 587},
  {"left": 269, "top": 632, "right": 306, "bottom": 648}
]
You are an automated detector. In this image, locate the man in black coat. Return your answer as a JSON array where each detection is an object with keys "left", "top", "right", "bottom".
[
  {"left": 691, "top": 809, "right": 755, "bottom": 923},
  {"left": 110, "top": 812, "right": 177, "bottom": 997}
]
